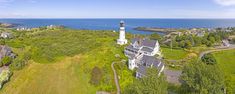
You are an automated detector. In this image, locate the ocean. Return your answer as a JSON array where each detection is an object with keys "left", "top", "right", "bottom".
[{"left": 1, "top": 19, "right": 235, "bottom": 34}]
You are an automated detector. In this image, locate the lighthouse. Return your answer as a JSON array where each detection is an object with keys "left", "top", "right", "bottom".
[{"left": 117, "top": 21, "right": 128, "bottom": 45}]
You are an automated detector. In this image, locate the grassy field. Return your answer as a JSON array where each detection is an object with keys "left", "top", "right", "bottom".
[
  {"left": 0, "top": 29, "right": 134, "bottom": 94},
  {"left": 213, "top": 50, "right": 235, "bottom": 93},
  {"left": 0, "top": 56, "right": 97, "bottom": 94},
  {"left": 162, "top": 47, "right": 188, "bottom": 60}
]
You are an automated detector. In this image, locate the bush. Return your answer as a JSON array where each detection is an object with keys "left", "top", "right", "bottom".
[
  {"left": 0, "top": 69, "right": 12, "bottom": 89},
  {"left": 10, "top": 58, "right": 25, "bottom": 70},
  {"left": 181, "top": 60, "right": 225, "bottom": 94},
  {"left": 201, "top": 53, "right": 217, "bottom": 65},
  {"left": 0, "top": 39, "right": 5, "bottom": 45},
  {"left": 1, "top": 56, "right": 12, "bottom": 66},
  {"left": 89, "top": 66, "right": 103, "bottom": 86},
  {"left": 123, "top": 68, "right": 168, "bottom": 94},
  {"left": 10, "top": 52, "right": 31, "bottom": 70}
]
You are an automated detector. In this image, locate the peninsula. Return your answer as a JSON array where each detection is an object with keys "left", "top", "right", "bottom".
[
  {"left": 134, "top": 27, "right": 178, "bottom": 34},
  {"left": 0, "top": 23, "right": 16, "bottom": 28}
]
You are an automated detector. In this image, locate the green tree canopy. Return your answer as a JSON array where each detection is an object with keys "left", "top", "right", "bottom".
[
  {"left": 123, "top": 68, "right": 168, "bottom": 94},
  {"left": 149, "top": 33, "right": 162, "bottom": 41},
  {"left": 1, "top": 56, "right": 12, "bottom": 66},
  {"left": 201, "top": 53, "right": 217, "bottom": 65},
  {"left": 181, "top": 60, "right": 225, "bottom": 94}
]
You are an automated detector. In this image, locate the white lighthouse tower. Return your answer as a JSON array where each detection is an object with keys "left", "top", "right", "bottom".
[{"left": 117, "top": 21, "right": 128, "bottom": 45}]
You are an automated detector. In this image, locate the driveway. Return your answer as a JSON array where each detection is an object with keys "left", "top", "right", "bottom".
[{"left": 164, "top": 69, "right": 182, "bottom": 85}]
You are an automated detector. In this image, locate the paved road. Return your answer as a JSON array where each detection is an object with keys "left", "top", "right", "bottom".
[
  {"left": 164, "top": 44, "right": 235, "bottom": 85},
  {"left": 111, "top": 62, "right": 121, "bottom": 94},
  {"left": 199, "top": 44, "right": 235, "bottom": 59}
]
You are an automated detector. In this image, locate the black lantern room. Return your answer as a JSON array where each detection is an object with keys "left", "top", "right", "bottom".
[{"left": 120, "top": 21, "right": 125, "bottom": 27}]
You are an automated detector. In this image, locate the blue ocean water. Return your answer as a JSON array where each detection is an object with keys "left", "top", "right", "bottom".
[{"left": 1, "top": 19, "right": 235, "bottom": 34}]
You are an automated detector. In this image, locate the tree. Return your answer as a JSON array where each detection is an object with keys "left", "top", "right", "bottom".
[
  {"left": 193, "top": 37, "right": 202, "bottom": 46},
  {"left": 0, "top": 39, "right": 5, "bottom": 45},
  {"left": 232, "top": 38, "right": 235, "bottom": 44},
  {"left": 205, "top": 41, "right": 212, "bottom": 47},
  {"left": 208, "top": 36, "right": 216, "bottom": 44},
  {"left": 123, "top": 68, "right": 168, "bottom": 94},
  {"left": 179, "top": 41, "right": 185, "bottom": 48},
  {"left": 184, "top": 40, "right": 192, "bottom": 49},
  {"left": 201, "top": 53, "right": 217, "bottom": 65},
  {"left": 172, "top": 40, "right": 179, "bottom": 48},
  {"left": 150, "top": 33, "right": 162, "bottom": 41},
  {"left": 181, "top": 60, "right": 225, "bottom": 94},
  {"left": 1, "top": 56, "right": 12, "bottom": 66},
  {"left": 10, "top": 58, "right": 24, "bottom": 70},
  {"left": 89, "top": 66, "right": 103, "bottom": 86}
]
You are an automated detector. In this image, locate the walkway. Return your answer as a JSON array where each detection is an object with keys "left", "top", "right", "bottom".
[{"left": 111, "top": 62, "right": 121, "bottom": 94}]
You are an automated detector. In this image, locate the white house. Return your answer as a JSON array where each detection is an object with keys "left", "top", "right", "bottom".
[
  {"left": 124, "top": 38, "right": 164, "bottom": 78},
  {"left": 117, "top": 21, "right": 128, "bottom": 45},
  {"left": 0, "top": 32, "right": 12, "bottom": 39}
]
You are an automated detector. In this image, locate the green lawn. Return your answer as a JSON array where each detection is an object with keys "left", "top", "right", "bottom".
[
  {"left": 213, "top": 50, "right": 235, "bottom": 93},
  {"left": 0, "top": 29, "right": 133, "bottom": 94},
  {"left": 0, "top": 56, "right": 97, "bottom": 94},
  {"left": 162, "top": 47, "right": 188, "bottom": 60}
]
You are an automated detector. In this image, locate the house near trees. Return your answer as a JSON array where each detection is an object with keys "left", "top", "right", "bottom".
[
  {"left": 124, "top": 38, "right": 165, "bottom": 78},
  {"left": 116, "top": 21, "right": 165, "bottom": 78},
  {"left": 0, "top": 45, "right": 16, "bottom": 63},
  {"left": 0, "top": 32, "right": 12, "bottom": 39}
]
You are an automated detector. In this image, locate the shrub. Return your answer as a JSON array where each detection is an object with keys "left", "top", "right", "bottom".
[
  {"left": 181, "top": 60, "right": 225, "bottom": 94},
  {"left": 10, "top": 52, "right": 31, "bottom": 70},
  {"left": 0, "top": 69, "right": 12, "bottom": 89},
  {"left": 201, "top": 53, "right": 217, "bottom": 65},
  {"left": 0, "top": 39, "right": 5, "bottom": 45},
  {"left": 89, "top": 66, "right": 103, "bottom": 86},
  {"left": 1, "top": 56, "right": 12, "bottom": 66}
]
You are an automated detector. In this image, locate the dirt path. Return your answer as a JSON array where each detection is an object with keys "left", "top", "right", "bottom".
[{"left": 111, "top": 62, "right": 121, "bottom": 94}]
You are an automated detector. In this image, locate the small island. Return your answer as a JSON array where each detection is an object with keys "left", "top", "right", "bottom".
[
  {"left": 0, "top": 23, "right": 17, "bottom": 28},
  {"left": 134, "top": 27, "right": 179, "bottom": 34}
]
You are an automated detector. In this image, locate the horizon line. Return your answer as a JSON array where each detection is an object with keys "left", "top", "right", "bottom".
[{"left": 1, "top": 18, "right": 235, "bottom": 19}]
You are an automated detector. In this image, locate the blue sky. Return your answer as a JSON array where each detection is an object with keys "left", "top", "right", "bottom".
[{"left": 0, "top": 0, "right": 235, "bottom": 18}]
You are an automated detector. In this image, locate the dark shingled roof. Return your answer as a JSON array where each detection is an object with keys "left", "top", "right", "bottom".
[
  {"left": 136, "top": 55, "right": 163, "bottom": 76},
  {"left": 131, "top": 38, "right": 141, "bottom": 44},
  {"left": 140, "top": 47, "right": 153, "bottom": 53},
  {"left": 141, "top": 55, "right": 160, "bottom": 66},
  {"left": 131, "top": 38, "right": 157, "bottom": 49},
  {"left": 142, "top": 39, "right": 157, "bottom": 48},
  {"left": 0, "top": 45, "right": 16, "bottom": 60},
  {"left": 125, "top": 53, "right": 135, "bottom": 60},
  {"left": 137, "top": 65, "right": 147, "bottom": 75},
  {"left": 125, "top": 45, "right": 139, "bottom": 52}
]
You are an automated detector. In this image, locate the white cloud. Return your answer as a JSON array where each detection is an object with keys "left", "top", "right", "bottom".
[{"left": 215, "top": 0, "right": 235, "bottom": 6}]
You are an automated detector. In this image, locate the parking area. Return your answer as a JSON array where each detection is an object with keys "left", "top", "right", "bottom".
[{"left": 164, "top": 69, "right": 182, "bottom": 85}]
